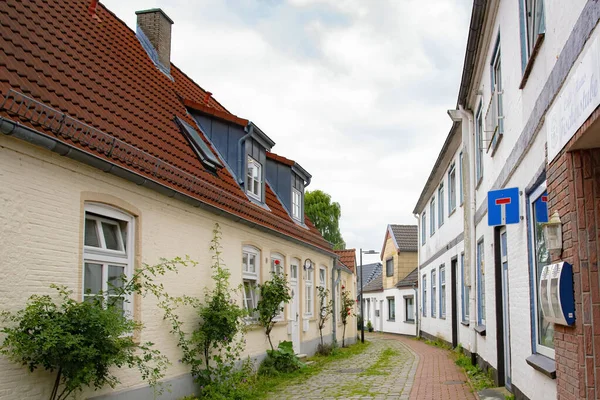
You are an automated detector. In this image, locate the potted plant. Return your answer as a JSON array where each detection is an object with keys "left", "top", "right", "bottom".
[{"left": 367, "top": 320, "right": 374, "bottom": 332}]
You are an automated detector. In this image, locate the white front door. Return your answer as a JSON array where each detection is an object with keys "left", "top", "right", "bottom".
[{"left": 290, "top": 264, "right": 300, "bottom": 354}]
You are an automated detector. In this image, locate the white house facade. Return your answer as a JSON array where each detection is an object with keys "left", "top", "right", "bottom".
[{"left": 414, "top": 1, "right": 600, "bottom": 399}]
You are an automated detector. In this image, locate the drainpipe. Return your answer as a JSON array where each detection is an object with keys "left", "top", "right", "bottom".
[
  {"left": 237, "top": 124, "right": 253, "bottom": 184},
  {"left": 332, "top": 258, "right": 342, "bottom": 346},
  {"left": 413, "top": 213, "right": 421, "bottom": 338},
  {"left": 450, "top": 105, "right": 477, "bottom": 359}
]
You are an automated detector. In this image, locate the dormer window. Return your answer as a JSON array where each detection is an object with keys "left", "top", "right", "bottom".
[
  {"left": 292, "top": 188, "right": 302, "bottom": 221},
  {"left": 247, "top": 156, "right": 262, "bottom": 200}
]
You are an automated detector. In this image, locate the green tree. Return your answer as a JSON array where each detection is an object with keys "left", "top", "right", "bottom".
[
  {"left": 305, "top": 190, "right": 345, "bottom": 249},
  {"left": 256, "top": 271, "right": 292, "bottom": 351}
]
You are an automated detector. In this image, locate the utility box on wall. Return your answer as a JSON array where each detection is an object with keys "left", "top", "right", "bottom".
[{"left": 539, "top": 262, "right": 575, "bottom": 326}]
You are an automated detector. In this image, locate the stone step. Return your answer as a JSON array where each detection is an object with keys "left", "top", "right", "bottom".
[
  {"left": 297, "top": 353, "right": 308, "bottom": 361},
  {"left": 478, "top": 387, "right": 512, "bottom": 400}
]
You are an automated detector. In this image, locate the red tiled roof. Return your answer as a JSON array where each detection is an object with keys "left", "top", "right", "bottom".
[
  {"left": 335, "top": 249, "right": 356, "bottom": 273},
  {"left": 266, "top": 151, "right": 295, "bottom": 167},
  {"left": 0, "top": 0, "right": 333, "bottom": 254}
]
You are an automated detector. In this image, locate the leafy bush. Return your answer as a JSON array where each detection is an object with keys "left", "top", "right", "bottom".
[
  {"left": 356, "top": 314, "right": 364, "bottom": 330},
  {"left": 339, "top": 286, "right": 355, "bottom": 347},
  {"left": 317, "top": 286, "right": 333, "bottom": 347},
  {"left": 367, "top": 320, "right": 374, "bottom": 332},
  {"left": 258, "top": 341, "right": 304, "bottom": 376},
  {"left": 256, "top": 271, "right": 292, "bottom": 350},
  {"left": 316, "top": 342, "right": 334, "bottom": 356},
  {"left": 0, "top": 285, "right": 167, "bottom": 400}
]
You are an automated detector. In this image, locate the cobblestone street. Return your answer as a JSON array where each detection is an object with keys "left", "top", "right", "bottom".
[{"left": 266, "top": 333, "right": 475, "bottom": 399}]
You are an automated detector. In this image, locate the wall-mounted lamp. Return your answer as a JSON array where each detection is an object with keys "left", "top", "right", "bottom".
[
  {"left": 543, "top": 211, "right": 563, "bottom": 251},
  {"left": 303, "top": 258, "right": 313, "bottom": 271}
]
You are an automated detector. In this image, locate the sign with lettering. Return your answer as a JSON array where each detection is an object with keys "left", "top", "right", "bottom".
[
  {"left": 488, "top": 187, "right": 520, "bottom": 226},
  {"left": 547, "top": 31, "right": 600, "bottom": 162}
]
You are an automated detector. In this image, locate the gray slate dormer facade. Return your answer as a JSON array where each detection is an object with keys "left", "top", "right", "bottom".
[{"left": 190, "top": 112, "right": 274, "bottom": 204}]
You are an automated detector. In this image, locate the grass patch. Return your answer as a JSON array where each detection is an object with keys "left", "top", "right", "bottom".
[
  {"left": 361, "top": 347, "right": 400, "bottom": 376},
  {"left": 180, "top": 341, "right": 371, "bottom": 400},
  {"left": 454, "top": 348, "right": 495, "bottom": 391}
]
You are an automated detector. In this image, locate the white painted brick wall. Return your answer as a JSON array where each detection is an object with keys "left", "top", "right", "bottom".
[{"left": 0, "top": 136, "right": 354, "bottom": 399}]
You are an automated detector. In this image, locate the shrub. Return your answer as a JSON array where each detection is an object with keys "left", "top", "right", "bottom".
[
  {"left": 317, "top": 286, "right": 333, "bottom": 347},
  {"left": 256, "top": 271, "right": 292, "bottom": 351},
  {"left": 0, "top": 285, "right": 168, "bottom": 400},
  {"left": 339, "top": 286, "right": 355, "bottom": 347},
  {"left": 316, "top": 343, "right": 334, "bottom": 356},
  {"left": 258, "top": 341, "right": 304, "bottom": 376},
  {"left": 367, "top": 320, "right": 374, "bottom": 332},
  {"left": 356, "top": 314, "right": 364, "bottom": 330}
]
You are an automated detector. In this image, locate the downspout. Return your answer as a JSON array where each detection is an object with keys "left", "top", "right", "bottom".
[
  {"left": 332, "top": 257, "right": 342, "bottom": 346},
  {"left": 237, "top": 124, "right": 253, "bottom": 184},
  {"left": 451, "top": 105, "right": 477, "bottom": 358},
  {"left": 413, "top": 213, "right": 421, "bottom": 338}
]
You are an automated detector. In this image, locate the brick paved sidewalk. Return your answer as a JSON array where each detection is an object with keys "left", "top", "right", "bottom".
[{"left": 381, "top": 334, "right": 476, "bottom": 400}]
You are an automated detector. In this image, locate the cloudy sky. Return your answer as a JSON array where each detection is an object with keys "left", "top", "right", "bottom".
[{"left": 103, "top": 0, "right": 472, "bottom": 264}]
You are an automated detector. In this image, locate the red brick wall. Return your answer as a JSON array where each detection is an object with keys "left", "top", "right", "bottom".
[{"left": 548, "top": 145, "right": 600, "bottom": 400}]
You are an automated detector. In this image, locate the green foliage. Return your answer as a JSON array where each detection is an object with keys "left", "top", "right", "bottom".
[
  {"left": 149, "top": 224, "right": 248, "bottom": 397},
  {"left": 361, "top": 347, "right": 399, "bottom": 376},
  {"left": 339, "top": 286, "right": 355, "bottom": 347},
  {"left": 256, "top": 272, "right": 292, "bottom": 351},
  {"left": 453, "top": 345, "right": 495, "bottom": 391},
  {"left": 366, "top": 320, "right": 374, "bottom": 332},
  {"left": 258, "top": 341, "right": 305, "bottom": 377},
  {"left": 304, "top": 190, "right": 345, "bottom": 249},
  {"left": 316, "top": 286, "right": 333, "bottom": 347},
  {"left": 0, "top": 285, "right": 168, "bottom": 400},
  {"left": 316, "top": 343, "right": 334, "bottom": 356}
]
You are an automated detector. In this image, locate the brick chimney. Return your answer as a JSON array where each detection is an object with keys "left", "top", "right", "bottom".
[{"left": 135, "top": 8, "right": 174, "bottom": 72}]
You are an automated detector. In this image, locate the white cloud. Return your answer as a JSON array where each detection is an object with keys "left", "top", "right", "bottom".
[{"left": 102, "top": 0, "right": 471, "bottom": 253}]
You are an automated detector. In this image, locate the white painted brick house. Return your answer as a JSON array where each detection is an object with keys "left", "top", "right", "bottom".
[{"left": 414, "top": 1, "right": 600, "bottom": 399}]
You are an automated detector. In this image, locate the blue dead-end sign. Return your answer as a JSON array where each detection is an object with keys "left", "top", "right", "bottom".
[{"left": 488, "top": 187, "right": 520, "bottom": 226}]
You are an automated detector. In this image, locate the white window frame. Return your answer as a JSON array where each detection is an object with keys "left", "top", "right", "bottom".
[
  {"left": 475, "top": 103, "right": 484, "bottom": 184},
  {"left": 292, "top": 188, "right": 302, "bottom": 221},
  {"left": 438, "top": 183, "right": 445, "bottom": 227},
  {"left": 430, "top": 198, "right": 436, "bottom": 235},
  {"left": 422, "top": 275, "right": 427, "bottom": 317},
  {"left": 304, "top": 267, "right": 314, "bottom": 317},
  {"left": 387, "top": 297, "right": 395, "bottom": 321},
  {"left": 440, "top": 265, "right": 446, "bottom": 318},
  {"left": 461, "top": 252, "right": 470, "bottom": 323},
  {"left": 529, "top": 183, "right": 554, "bottom": 359},
  {"left": 246, "top": 156, "right": 262, "bottom": 201},
  {"left": 243, "top": 246, "right": 261, "bottom": 321},
  {"left": 448, "top": 163, "right": 456, "bottom": 213},
  {"left": 83, "top": 203, "right": 134, "bottom": 317},
  {"left": 431, "top": 270, "right": 437, "bottom": 318},
  {"left": 477, "top": 239, "right": 486, "bottom": 326},
  {"left": 421, "top": 212, "right": 427, "bottom": 245},
  {"left": 405, "top": 296, "right": 414, "bottom": 322},
  {"left": 523, "top": 0, "right": 546, "bottom": 60},
  {"left": 459, "top": 151, "right": 464, "bottom": 205}
]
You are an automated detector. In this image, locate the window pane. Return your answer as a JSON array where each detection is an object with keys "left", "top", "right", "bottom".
[
  {"left": 291, "top": 264, "right": 298, "bottom": 279},
  {"left": 84, "top": 219, "right": 100, "bottom": 247},
  {"left": 108, "top": 265, "right": 125, "bottom": 294},
  {"left": 108, "top": 296, "right": 125, "bottom": 316},
  {"left": 84, "top": 263, "right": 103, "bottom": 294},
  {"left": 249, "top": 254, "right": 256, "bottom": 273},
  {"left": 102, "top": 222, "right": 121, "bottom": 251},
  {"left": 242, "top": 252, "right": 248, "bottom": 272}
]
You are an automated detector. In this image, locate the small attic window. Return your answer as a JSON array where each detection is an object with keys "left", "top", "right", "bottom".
[{"left": 175, "top": 117, "right": 223, "bottom": 171}]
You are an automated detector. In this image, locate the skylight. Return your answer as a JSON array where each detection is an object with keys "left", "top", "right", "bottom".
[{"left": 175, "top": 116, "right": 223, "bottom": 171}]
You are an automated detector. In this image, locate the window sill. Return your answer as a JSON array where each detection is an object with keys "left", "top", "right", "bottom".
[
  {"left": 474, "top": 324, "right": 486, "bottom": 336},
  {"left": 440, "top": 316, "right": 446, "bottom": 320},
  {"left": 526, "top": 354, "right": 556, "bottom": 379},
  {"left": 461, "top": 320, "right": 470, "bottom": 327},
  {"left": 519, "top": 33, "right": 545, "bottom": 90},
  {"left": 404, "top": 320, "right": 415, "bottom": 324},
  {"left": 387, "top": 319, "right": 395, "bottom": 322},
  {"left": 449, "top": 208, "right": 456, "bottom": 217}
]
